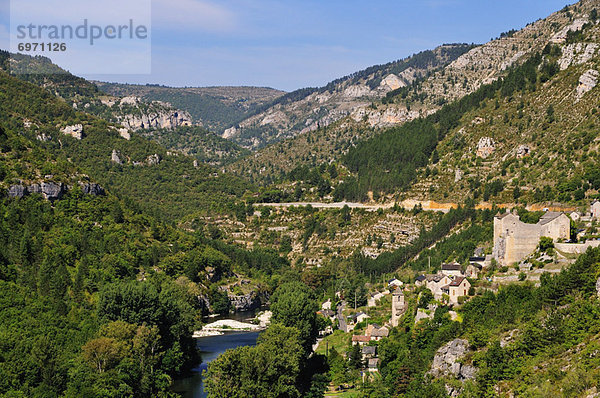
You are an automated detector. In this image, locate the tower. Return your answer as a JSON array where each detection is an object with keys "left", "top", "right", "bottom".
[{"left": 391, "top": 288, "right": 405, "bottom": 327}]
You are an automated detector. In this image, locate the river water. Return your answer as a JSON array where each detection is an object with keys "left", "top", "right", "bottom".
[{"left": 171, "top": 310, "right": 262, "bottom": 398}]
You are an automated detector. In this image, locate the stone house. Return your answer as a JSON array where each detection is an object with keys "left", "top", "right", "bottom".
[
  {"left": 367, "top": 358, "right": 380, "bottom": 372},
  {"left": 443, "top": 276, "right": 471, "bottom": 305},
  {"left": 352, "top": 335, "right": 371, "bottom": 346},
  {"left": 366, "top": 324, "right": 389, "bottom": 341},
  {"left": 493, "top": 211, "right": 570, "bottom": 266},
  {"left": 362, "top": 346, "right": 376, "bottom": 360},
  {"left": 592, "top": 201, "right": 600, "bottom": 220},
  {"left": 388, "top": 278, "right": 403, "bottom": 288},
  {"left": 440, "top": 263, "right": 462, "bottom": 277},
  {"left": 465, "top": 263, "right": 481, "bottom": 279},
  {"left": 415, "top": 275, "right": 427, "bottom": 287},
  {"left": 349, "top": 312, "right": 370, "bottom": 325},
  {"left": 367, "top": 292, "right": 385, "bottom": 307},
  {"left": 321, "top": 299, "right": 332, "bottom": 310},
  {"left": 426, "top": 275, "right": 453, "bottom": 300}
]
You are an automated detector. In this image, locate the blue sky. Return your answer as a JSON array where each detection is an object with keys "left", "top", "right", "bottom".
[{"left": 0, "top": 0, "right": 576, "bottom": 91}]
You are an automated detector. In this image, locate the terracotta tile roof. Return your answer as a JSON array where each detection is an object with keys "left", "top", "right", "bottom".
[
  {"left": 352, "top": 335, "right": 371, "bottom": 343},
  {"left": 449, "top": 276, "right": 466, "bottom": 287}
]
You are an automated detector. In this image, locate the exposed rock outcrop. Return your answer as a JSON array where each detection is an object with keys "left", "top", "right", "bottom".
[
  {"left": 551, "top": 18, "right": 589, "bottom": 44},
  {"left": 81, "top": 183, "right": 106, "bottom": 196},
  {"left": 476, "top": 137, "right": 495, "bottom": 158},
  {"left": 146, "top": 154, "right": 161, "bottom": 166},
  {"left": 8, "top": 185, "right": 27, "bottom": 198},
  {"left": 516, "top": 144, "right": 530, "bottom": 158},
  {"left": 61, "top": 124, "right": 84, "bottom": 140},
  {"left": 10, "top": 182, "right": 102, "bottom": 200},
  {"left": 111, "top": 149, "right": 123, "bottom": 165},
  {"left": 40, "top": 182, "right": 65, "bottom": 201},
  {"left": 28, "top": 184, "right": 42, "bottom": 195},
  {"left": 576, "top": 69, "right": 599, "bottom": 100},
  {"left": 228, "top": 291, "right": 267, "bottom": 312},
  {"left": 558, "top": 43, "right": 599, "bottom": 70},
  {"left": 120, "top": 109, "right": 192, "bottom": 131},
  {"left": 429, "top": 339, "right": 476, "bottom": 380},
  {"left": 36, "top": 133, "right": 51, "bottom": 142},
  {"left": 118, "top": 128, "right": 131, "bottom": 140}
]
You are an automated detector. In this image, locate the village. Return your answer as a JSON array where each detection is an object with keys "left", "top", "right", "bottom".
[{"left": 314, "top": 201, "right": 600, "bottom": 384}]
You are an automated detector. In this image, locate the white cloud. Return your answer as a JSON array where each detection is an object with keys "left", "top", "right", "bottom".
[{"left": 152, "top": 0, "right": 236, "bottom": 33}]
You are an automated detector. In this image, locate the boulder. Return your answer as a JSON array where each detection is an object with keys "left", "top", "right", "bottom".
[
  {"left": 8, "top": 185, "right": 27, "bottom": 198},
  {"left": 429, "top": 338, "right": 476, "bottom": 380},
  {"left": 111, "top": 149, "right": 123, "bottom": 165},
  {"left": 41, "top": 182, "right": 64, "bottom": 201}
]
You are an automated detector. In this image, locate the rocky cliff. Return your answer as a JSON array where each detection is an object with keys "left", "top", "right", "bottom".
[{"left": 224, "top": 44, "right": 475, "bottom": 149}]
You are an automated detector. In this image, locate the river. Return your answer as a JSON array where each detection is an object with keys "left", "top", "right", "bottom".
[{"left": 171, "top": 310, "right": 263, "bottom": 398}]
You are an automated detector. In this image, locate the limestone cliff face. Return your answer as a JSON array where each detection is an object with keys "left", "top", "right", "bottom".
[
  {"left": 7, "top": 181, "right": 105, "bottom": 201},
  {"left": 76, "top": 95, "right": 193, "bottom": 131},
  {"left": 114, "top": 97, "right": 193, "bottom": 131}
]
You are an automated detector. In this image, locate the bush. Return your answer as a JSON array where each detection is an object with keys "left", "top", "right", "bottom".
[
  {"left": 539, "top": 236, "right": 554, "bottom": 252},
  {"left": 518, "top": 272, "right": 527, "bottom": 281}
]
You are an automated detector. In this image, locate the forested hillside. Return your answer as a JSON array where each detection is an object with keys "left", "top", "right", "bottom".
[
  {"left": 0, "top": 68, "right": 291, "bottom": 396},
  {"left": 0, "top": 68, "right": 254, "bottom": 221}
]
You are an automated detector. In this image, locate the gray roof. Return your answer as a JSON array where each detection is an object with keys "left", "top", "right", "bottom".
[
  {"left": 539, "top": 212, "right": 565, "bottom": 225},
  {"left": 362, "top": 346, "right": 376, "bottom": 355},
  {"left": 442, "top": 263, "right": 461, "bottom": 271}
]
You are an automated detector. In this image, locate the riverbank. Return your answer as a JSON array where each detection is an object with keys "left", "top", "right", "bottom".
[
  {"left": 193, "top": 310, "right": 272, "bottom": 338},
  {"left": 193, "top": 319, "right": 265, "bottom": 338}
]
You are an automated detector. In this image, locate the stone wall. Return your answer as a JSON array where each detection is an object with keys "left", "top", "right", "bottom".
[
  {"left": 555, "top": 240, "right": 600, "bottom": 254},
  {"left": 493, "top": 212, "right": 570, "bottom": 265}
]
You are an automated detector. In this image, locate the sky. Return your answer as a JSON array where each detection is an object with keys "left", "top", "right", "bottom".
[{"left": 0, "top": 0, "right": 577, "bottom": 91}]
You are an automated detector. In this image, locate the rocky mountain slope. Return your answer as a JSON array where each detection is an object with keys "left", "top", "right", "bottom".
[
  {"left": 95, "top": 82, "right": 285, "bottom": 133},
  {"left": 350, "top": 0, "right": 600, "bottom": 207},
  {"left": 222, "top": 44, "right": 475, "bottom": 149},
  {"left": 230, "top": 0, "right": 600, "bottom": 201}
]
